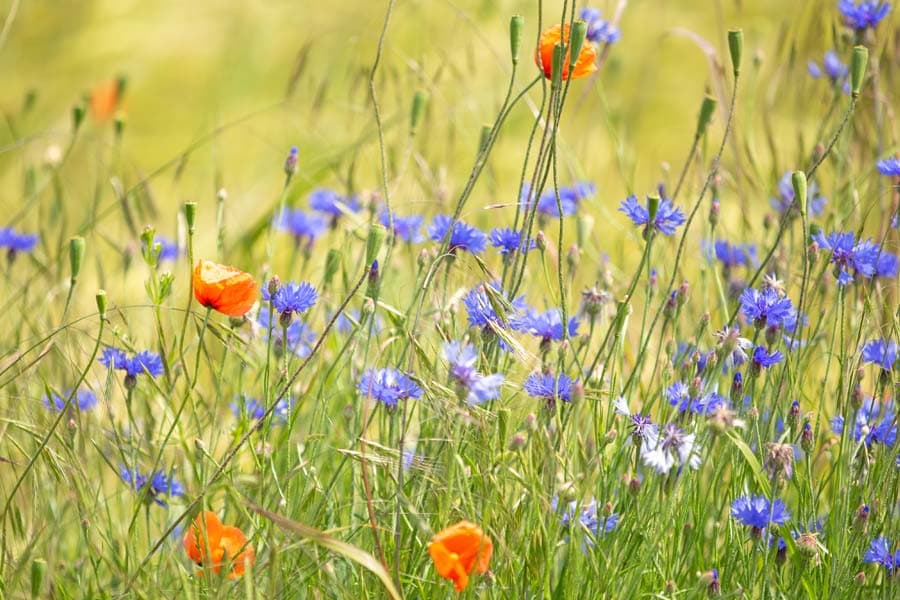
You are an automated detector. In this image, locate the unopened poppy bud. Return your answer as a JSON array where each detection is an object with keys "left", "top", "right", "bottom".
[
  {"left": 709, "top": 198, "right": 720, "bottom": 226},
  {"left": 551, "top": 42, "right": 565, "bottom": 88},
  {"left": 365, "top": 224, "right": 386, "bottom": 266},
  {"left": 95, "top": 289, "right": 107, "bottom": 319},
  {"left": 410, "top": 90, "right": 428, "bottom": 135},
  {"left": 535, "top": 230, "right": 547, "bottom": 251},
  {"left": 850, "top": 46, "right": 867, "bottom": 98},
  {"left": 478, "top": 124, "right": 492, "bottom": 154},
  {"left": 646, "top": 193, "right": 661, "bottom": 224},
  {"left": 727, "top": 29, "right": 743, "bottom": 76},
  {"left": 569, "top": 21, "right": 588, "bottom": 70},
  {"left": 72, "top": 101, "right": 86, "bottom": 132},
  {"left": 696, "top": 95, "right": 717, "bottom": 139},
  {"left": 69, "top": 236, "right": 85, "bottom": 283},
  {"left": 284, "top": 146, "right": 299, "bottom": 178},
  {"left": 791, "top": 171, "right": 807, "bottom": 218},
  {"left": 31, "top": 558, "right": 46, "bottom": 599},
  {"left": 184, "top": 202, "right": 197, "bottom": 234},
  {"left": 509, "top": 15, "right": 525, "bottom": 65}
]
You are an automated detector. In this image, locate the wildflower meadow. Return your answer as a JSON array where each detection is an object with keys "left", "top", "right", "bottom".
[{"left": 2, "top": 0, "right": 900, "bottom": 597}]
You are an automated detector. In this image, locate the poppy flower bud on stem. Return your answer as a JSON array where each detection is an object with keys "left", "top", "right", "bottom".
[
  {"left": 695, "top": 95, "right": 717, "bottom": 139},
  {"left": 365, "top": 224, "right": 386, "bottom": 266},
  {"left": 30, "top": 558, "right": 46, "bottom": 599},
  {"left": 410, "top": 90, "right": 428, "bottom": 135},
  {"left": 510, "top": 15, "right": 524, "bottom": 65},
  {"left": 551, "top": 43, "right": 565, "bottom": 88},
  {"left": 184, "top": 202, "right": 197, "bottom": 235},
  {"left": 69, "top": 236, "right": 85, "bottom": 284},
  {"left": 96, "top": 290, "right": 107, "bottom": 320},
  {"left": 568, "top": 21, "right": 587, "bottom": 70},
  {"left": 727, "top": 29, "right": 743, "bottom": 77},
  {"left": 791, "top": 171, "right": 807, "bottom": 218},
  {"left": 850, "top": 46, "right": 867, "bottom": 98},
  {"left": 72, "top": 101, "right": 86, "bottom": 133},
  {"left": 478, "top": 124, "right": 492, "bottom": 154}
]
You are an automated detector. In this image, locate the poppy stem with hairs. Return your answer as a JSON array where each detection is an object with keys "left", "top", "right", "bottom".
[{"left": 124, "top": 263, "right": 373, "bottom": 589}]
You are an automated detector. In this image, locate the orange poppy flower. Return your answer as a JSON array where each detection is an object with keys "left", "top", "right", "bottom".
[
  {"left": 427, "top": 520, "right": 493, "bottom": 592},
  {"left": 183, "top": 511, "right": 255, "bottom": 578},
  {"left": 535, "top": 24, "right": 597, "bottom": 81},
  {"left": 90, "top": 80, "right": 121, "bottom": 121},
  {"left": 192, "top": 260, "right": 258, "bottom": 317}
]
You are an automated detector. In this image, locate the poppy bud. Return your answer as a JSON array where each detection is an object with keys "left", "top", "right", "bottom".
[
  {"left": 696, "top": 95, "right": 717, "bottom": 139},
  {"left": 569, "top": 21, "right": 588, "bottom": 70},
  {"left": 509, "top": 15, "right": 524, "bottom": 65},
  {"left": 114, "top": 114, "right": 126, "bottom": 139},
  {"left": 551, "top": 42, "right": 565, "bottom": 88},
  {"left": 727, "top": 29, "right": 743, "bottom": 76},
  {"left": 646, "top": 193, "right": 661, "bottom": 224},
  {"left": 478, "top": 124, "right": 492, "bottom": 154},
  {"left": 69, "top": 236, "right": 85, "bottom": 284},
  {"left": 95, "top": 290, "right": 107, "bottom": 319},
  {"left": 72, "top": 101, "right": 86, "bottom": 132},
  {"left": 410, "top": 90, "right": 428, "bottom": 135},
  {"left": 850, "top": 46, "right": 867, "bottom": 98},
  {"left": 30, "top": 558, "right": 46, "bottom": 599},
  {"left": 184, "top": 202, "right": 197, "bottom": 235},
  {"left": 361, "top": 297, "right": 375, "bottom": 316},
  {"left": 365, "top": 224, "right": 386, "bottom": 266},
  {"left": 791, "top": 171, "right": 807, "bottom": 219}
]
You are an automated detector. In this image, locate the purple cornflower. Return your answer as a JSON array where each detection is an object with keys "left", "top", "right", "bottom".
[
  {"left": 99, "top": 348, "right": 164, "bottom": 380},
  {"left": 665, "top": 381, "right": 729, "bottom": 415},
  {"left": 489, "top": 227, "right": 535, "bottom": 255},
  {"left": 257, "top": 307, "right": 316, "bottom": 357},
  {"left": 43, "top": 389, "right": 97, "bottom": 412},
  {"left": 619, "top": 195, "right": 686, "bottom": 236},
  {"left": 614, "top": 397, "right": 658, "bottom": 445},
  {"left": 523, "top": 372, "right": 575, "bottom": 405},
  {"left": 877, "top": 157, "right": 900, "bottom": 176},
  {"left": 876, "top": 252, "right": 898, "bottom": 278},
  {"left": 0, "top": 227, "right": 39, "bottom": 255},
  {"left": 521, "top": 182, "right": 595, "bottom": 217},
  {"left": 808, "top": 50, "right": 849, "bottom": 82},
  {"left": 771, "top": 172, "right": 827, "bottom": 217},
  {"left": 861, "top": 338, "right": 897, "bottom": 370},
  {"left": 463, "top": 283, "right": 525, "bottom": 341},
  {"left": 230, "top": 395, "right": 292, "bottom": 424},
  {"left": 120, "top": 466, "right": 184, "bottom": 507},
  {"left": 730, "top": 495, "right": 790, "bottom": 534},
  {"left": 831, "top": 397, "right": 897, "bottom": 447},
  {"left": 552, "top": 496, "right": 619, "bottom": 551},
  {"left": 269, "top": 281, "right": 318, "bottom": 316},
  {"left": 863, "top": 537, "right": 899, "bottom": 571},
  {"left": 838, "top": 1, "right": 890, "bottom": 31},
  {"left": 705, "top": 239, "right": 759, "bottom": 269},
  {"left": 427, "top": 214, "right": 487, "bottom": 254},
  {"left": 751, "top": 346, "right": 784, "bottom": 369},
  {"left": 739, "top": 287, "right": 795, "bottom": 328},
  {"left": 579, "top": 8, "right": 621, "bottom": 43},
  {"left": 640, "top": 423, "right": 702, "bottom": 474},
  {"left": 379, "top": 211, "right": 424, "bottom": 243},
  {"left": 278, "top": 208, "right": 328, "bottom": 247},
  {"left": 443, "top": 341, "right": 504, "bottom": 405},
  {"left": 143, "top": 235, "right": 178, "bottom": 262},
  {"left": 812, "top": 231, "right": 880, "bottom": 284},
  {"left": 511, "top": 308, "right": 579, "bottom": 343},
  {"left": 309, "top": 188, "right": 360, "bottom": 218},
  {"left": 357, "top": 368, "right": 423, "bottom": 408},
  {"left": 284, "top": 146, "right": 299, "bottom": 176}
]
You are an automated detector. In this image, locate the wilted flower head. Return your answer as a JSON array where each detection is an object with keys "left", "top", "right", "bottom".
[{"left": 358, "top": 368, "right": 423, "bottom": 408}]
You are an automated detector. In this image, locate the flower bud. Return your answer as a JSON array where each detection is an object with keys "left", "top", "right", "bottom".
[
  {"left": 535, "top": 230, "right": 547, "bottom": 251},
  {"left": 184, "top": 202, "right": 197, "bottom": 234},
  {"left": 727, "top": 29, "right": 743, "bottom": 76},
  {"left": 850, "top": 45, "right": 868, "bottom": 98},
  {"left": 791, "top": 171, "right": 807, "bottom": 219},
  {"left": 709, "top": 198, "right": 720, "bottom": 227},
  {"left": 72, "top": 101, "right": 86, "bottom": 132},
  {"left": 551, "top": 42, "right": 565, "bottom": 88},
  {"left": 284, "top": 146, "right": 299, "bottom": 178},
  {"left": 696, "top": 95, "right": 717, "bottom": 139},
  {"left": 478, "top": 124, "right": 492, "bottom": 154},
  {"left": 410, "top": 90, "right": 428, "bottom": 135},
  {"left": 31, "top": 558, "right": 46, "bottom": 599},
  {"left": 69, "top": 236, "right": 85, "bottom": 284},
  {"left": 365, "top": 224, "right": 386, "bottom": 266},
  {"left": 508, "top": 432, "right": 528, "bottom": 451},
  {"left": 569, "top": 21, "right": 588, "bottom": 70},
  {"left": 787, "top": 400, "right": 801, "bottom": 432},
  {"left": 509, "top": 15, "right": 525, "bottom": 65},
  {"left": 800, "top": 421, "right": 814, "bottom": 453},
  {"left": 95, "top": 289, "right": 107, "bottom": 319},
  {"left": 567, "top": 243, "right": 579, "bottom": 274}
]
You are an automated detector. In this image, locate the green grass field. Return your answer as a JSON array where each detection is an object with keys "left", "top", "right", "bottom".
[{"left": 1, "top": 0, "right": 899, "bottom": 597}]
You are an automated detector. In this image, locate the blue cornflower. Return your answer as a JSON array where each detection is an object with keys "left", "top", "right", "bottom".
[
  {"left": 489, "top": 227, "right": 535, "bottom": 255},
  {"left": 308, "top": 188, "right": 360, "bottom": 218},
  {"left": 808, "top": 50, "right": 849, "bottom": 82},
  {"left": 739, "top": 287, "right": 795, "bottom": 328},
  {"left": 813, "top": 231, "right": 880, "bottom": 284},
  {"left": 705, "top": 239, "right": 759, "bottom": 269},
  {"left": 230, "top": 395, "right": 292, "bottom": 424},
  {"left": 43, "top": 389, "right": 97, "bottom": 412},
  {"left": 771, "top": 172, "right": 827, "bottom": 216},
  {"left": 99, "top": 347, "right": 164, "bottom": 380},
  {"left": 512, "top": 308, "right": 579, "bottom": 343},
  {"left": 143, "top": 235, "right": 179, "bottom": 262},
  {"left": 379, "top": 211, "right": 424, "bottom": 243},
  {"left": 863, "top": 537, "right": 899, "bottom": 571},
  {"left": 120, "top": 465, "right": 184, "bottom": 507},
  {"left": 861, "top": 338, "right": 897, "bottom": 370},
  {"left": 270, "top": 281, "right": 318, "bottom": 316},
  {"left": 876, "top": 252, "right": 898, "bottom": 278},
  {"left": 878, "top": 157, "right": 900, "bottom": 176},
  {"left": 427, "top": 214, "right": 488, "bottom": 254},
  {"left": 0, "top": 227, "right": 39, "bottom": 254},
  {"left": 751, "top": 346, "right": 784, "bottom": 369},
  {"left": 357, "top": 368, "right": 423, "bottom": 408},
  {"left": 521, "top": 182, "right": 595, "bottom": 217},
  {"left": 278, "top": 208, "right": 328, "bottom": 246},
  {"left": 730, "top": 495, "right": 790, "bottom": 532},
  {"left": 553, "top": 497, "right": 619, "bottom": 551},
  {"left": 523, "top": 372, "right": 575, "bottom": 405},
  {"left": 838, "top": 1, "right": 890, "bottom": 31},
  {"left": 619, "top": 195, "right": 686, "bottom": 236},
  {"left": 831, "top": 397, "right": 897, "bottom": 447},
  {"left": 463, "top": 283, "right": 525, "bottom": 339},
  {"left": 614, "top": 397, "right": 658, "bottom": 444},
  {"left": 640, "top": 423, "right": 702, "bottom": 474},
  {"left": 443, "top": 341, "right": 504, "bottom": 405},
  {"left": 666, "top": 381, "right": 729, "bottom": 415},
  {"left": 257, "top": 307, "right": 316, "bottom": 357},
  {"left": 579, "top": 8, "right": 621, "bottom": 43}
]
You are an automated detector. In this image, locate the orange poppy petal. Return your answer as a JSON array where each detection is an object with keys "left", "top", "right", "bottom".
[
  {"left": 534, "top": 23, "right": 596, "bottom": 80},
  {"left": 429, "top": 521, "right": 492, "bottom": 591},
  {"left": 193, "top": 260, "right": 258, "bottom": 317},
  {"left": 184, "top": 511, "right": 224, "bottom": 564},
  {"left": 428, "top": 540, "right": 470, "bottom": 592}
]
